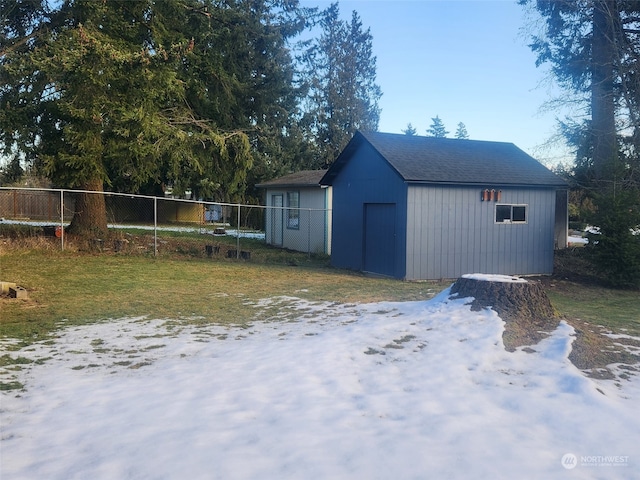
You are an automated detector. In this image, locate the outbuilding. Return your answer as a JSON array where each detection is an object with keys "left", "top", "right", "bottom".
[
  {"left": 256, "top": 170, "right": 332, "bottom": 254},
  {"left": 320, "top": 131, "right": 568, "bottom": 280}
]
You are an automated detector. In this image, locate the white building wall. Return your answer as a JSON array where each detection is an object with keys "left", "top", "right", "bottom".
[{"left": 263, "top": 186, "right": 331, "bottom": 254}]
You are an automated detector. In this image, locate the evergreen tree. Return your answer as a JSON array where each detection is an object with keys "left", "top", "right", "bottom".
[
  {"left": 0, "top": 157, "right": 24, "bottom": 185},
  {"left": 523, "top": 0, "right": 640, "bottom": 190},
  {"left": 402, "top": 123, "right": 417, "bottom": 136},
  {"left": 522, "top": 0, "right": 640, "bottom": 286},
  {"left": 161, "top": 0, "right": 308, "bottom": 201},
  {"left": 426, "top": 116, "right": 448, "bottom": 138},
  {"left": 0, "top": 0, "right": 306, "bottom": 234},
  {"left": 300, "top": 3, "right": 382, "bottom": 167},
  {"left": 455, "top": 122, "right": 469, "bottom": 140}
]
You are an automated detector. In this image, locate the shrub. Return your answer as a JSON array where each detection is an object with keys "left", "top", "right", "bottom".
[{"left": 587, "top": 190, "right": 640, "bottom": 288}]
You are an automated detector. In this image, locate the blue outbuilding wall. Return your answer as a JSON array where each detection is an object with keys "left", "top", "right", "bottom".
[{"left": 330, "top": 141, "right": 408, "bottom": 278}]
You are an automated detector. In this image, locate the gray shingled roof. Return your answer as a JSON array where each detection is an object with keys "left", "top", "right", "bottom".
[
  {"left": 256, "top": 169, "right": 328, "bottom": 189},
  {"left": 321, "top": 131, "right": 567, "bottom": 187}
]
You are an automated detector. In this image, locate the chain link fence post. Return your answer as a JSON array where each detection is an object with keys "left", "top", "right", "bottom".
[
  {"left": 60, "top": 189, "right": 65, "bottom": 251},
  {"left": 307, "top": 208, "right": 311, "bottom": 257},
  {"left": 154, "top": 196, "right": 158, "bottom": 257},
  {"left": 236, "top": 204, "right": 241, "bottom": 259}
]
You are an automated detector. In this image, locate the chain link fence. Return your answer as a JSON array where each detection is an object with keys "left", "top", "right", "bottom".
[{"left": 0, "top": 187, "right": 331, "bottom": 257}]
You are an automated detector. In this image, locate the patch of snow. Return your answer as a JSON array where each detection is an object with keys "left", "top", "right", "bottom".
[
  {"left": 2, "top": 219, "right": 266, "bottom": 240},
  {"left": 461, "top": 273, "right": 528, "bottom": 283},
  {"left": 1, "top": 219, "right": 70, "bottom": 227},
  {"left": 605, "top": 333, "right": 640, "bottom": 341},
  {"left": 1, "top": 292, "right": 639, "bottom": 479},
  {"left": 568, "top": 235, "right": 588, "bottom": 245}
]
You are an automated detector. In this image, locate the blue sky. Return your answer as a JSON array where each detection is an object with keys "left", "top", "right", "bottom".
[{"left": 300, "top": 0, "right": 574, "bottom": 166}]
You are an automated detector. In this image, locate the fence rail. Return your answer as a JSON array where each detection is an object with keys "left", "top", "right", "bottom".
[{"left": 0, "top": 187, "right": 331, "bottom": 257}]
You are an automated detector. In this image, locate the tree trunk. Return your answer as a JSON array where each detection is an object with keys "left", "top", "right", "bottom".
[
  {"left": 67, "top": 177, "right": 108, "bottom": 238},
  {"left": 591, "top": 0, "right": 619, "bottom": 190},
  {"left": 450, "top": 275, "right": 558, "bottom": 352}
]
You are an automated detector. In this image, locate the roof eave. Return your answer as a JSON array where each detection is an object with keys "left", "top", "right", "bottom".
[
  {"left": 405, "top": 180, "right": 569, "bottom": 188},
  {"left": 256, "top": 183, "right": 324, "bottom": 189}
]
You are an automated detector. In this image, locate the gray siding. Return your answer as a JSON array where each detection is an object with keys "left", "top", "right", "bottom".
[
  {"left": 263, "top": 186, "right": 331, "bottom": 254},
  {"left": 405, "top": 186, "right": 557, "bottom": 280}
]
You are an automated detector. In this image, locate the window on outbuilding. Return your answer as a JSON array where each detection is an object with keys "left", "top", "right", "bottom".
[
  {"left": 287, "top": 191, "right": 300, "bottom": 229},
  {"left": 495, "top": 204, "right": 527, "bottom": 224}
]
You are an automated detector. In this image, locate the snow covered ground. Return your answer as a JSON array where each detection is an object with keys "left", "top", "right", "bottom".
[
  {"left": 568, "top": 234, "right": 589, "bottom": 245},
  {"left": 0, "top": 219, "right": 266, "bottom": 240},
  {"left": 1, "top": 286, "right": 639, "bottom": 479}
]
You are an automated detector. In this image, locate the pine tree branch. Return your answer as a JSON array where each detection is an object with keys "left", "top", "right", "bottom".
[{"left": 1, "top": 29, "right": 41, "bottom": 56}]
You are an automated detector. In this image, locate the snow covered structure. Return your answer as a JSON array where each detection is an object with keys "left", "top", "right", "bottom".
[{"left": 321, "top": 131, "right": 569, "bottom": 280}]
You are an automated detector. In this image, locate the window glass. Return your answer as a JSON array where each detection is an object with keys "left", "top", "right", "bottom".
[
  {"left": 512, "top": 206, "right": 526, "bottom": 222},
  {"left": 496, "top": 205, "right": 512, "bottom": 223},
  {"left": 495, "top": 204, "right": 527, "bottom": 224},
  {"left": 287, "top": 191, "right": 299, "bottom": 229}
]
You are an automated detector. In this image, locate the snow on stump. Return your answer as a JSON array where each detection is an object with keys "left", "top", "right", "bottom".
[{"left": 450, "top": 274, "right": 558, "bottom": 351}]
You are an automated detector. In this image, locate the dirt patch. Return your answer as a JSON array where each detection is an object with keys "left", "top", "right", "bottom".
[
  {"left": 0, "top": 230, "right": 223, "bottom": 259},
  {"left": 499, "top": 309, "right": 639, "bottom": 383},
  {"left": 565, "top": 318, "right": 640, "bottom": 379}
]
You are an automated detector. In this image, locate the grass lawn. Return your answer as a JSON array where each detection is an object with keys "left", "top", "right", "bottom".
[
  {"left": 0, "top": 241, "right": 446, "bottom": 343},
  {"left": 546, "top": 282, "right": 640, "bottom": 334},
  {"left": 1, "top": 233, "right": 639, "bottom": 345}
]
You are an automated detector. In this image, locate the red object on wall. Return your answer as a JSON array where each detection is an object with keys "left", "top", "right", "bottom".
[{"left": 481, "top": 189, "right": 503, "bottom": 202}]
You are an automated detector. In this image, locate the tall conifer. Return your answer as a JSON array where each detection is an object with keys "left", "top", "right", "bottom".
[
  {"left": 522, "top": 0, "right": 640, "bottom": 286},
  {"left": 299, "top": 2, "right": 381, "bottom": 167}
]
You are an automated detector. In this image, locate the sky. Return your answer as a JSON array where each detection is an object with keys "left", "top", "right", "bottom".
[
  {"left": 300, "top": 0, "right": 576, "bottom": 166},
  {"left": 1, "top": 1, "right": 574, "bottom": 172},
  {"left": 2, "top": 280, "right": 638, "bottom": 478}
]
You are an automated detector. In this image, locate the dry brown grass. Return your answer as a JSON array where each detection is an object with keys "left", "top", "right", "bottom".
[
  {"left": 0, "top": 238, "right": 446, "bottom": 344},
  {"left": 2, "top": 231, "right": 639, "bottom": 381}
]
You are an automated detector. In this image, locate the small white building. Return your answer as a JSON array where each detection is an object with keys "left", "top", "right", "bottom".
[{"left": 256, "top": 170, "right": 332, "bottom": 255}]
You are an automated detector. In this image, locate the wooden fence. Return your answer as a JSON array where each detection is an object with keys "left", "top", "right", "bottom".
[{"left": 0, "top": 189, "right": 74, "bottom": 221}]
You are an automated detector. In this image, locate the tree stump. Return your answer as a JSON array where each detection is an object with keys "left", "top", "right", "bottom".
[{"left": 450, "top": 274, "right": 559, "bottom": 351}]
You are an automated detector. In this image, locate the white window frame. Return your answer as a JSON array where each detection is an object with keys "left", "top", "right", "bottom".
[{"left": 495, "top": 204, "right": 528, "bottom": 224}]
